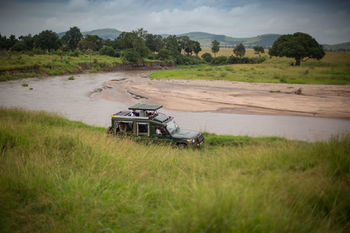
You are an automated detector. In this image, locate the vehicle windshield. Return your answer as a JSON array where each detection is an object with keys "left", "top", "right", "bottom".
[{"left": 166, "top": 120, "right": 179, "bottom": 134}]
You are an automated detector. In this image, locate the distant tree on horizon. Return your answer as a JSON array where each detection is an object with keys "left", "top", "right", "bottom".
[
  {"left": 234, "top": 43, "right": 246, "bottom": 58},
  {"left": 253, "top": 45, "right": 264, "bottom": 56},
  {"left": 269, "top": 32, "right": 325, "bottom": 66},
  {"left": 61, "top": 26, "right": 83, "bottom": 50},
  {"left": 193, "top": 41, "right": 201, "bottom": 56},
  {"left": 211, "top": 40, "right": 220, "bottom": 57},
  {"left": 34, "top": 30, "right": 60, "bottom": 51}
]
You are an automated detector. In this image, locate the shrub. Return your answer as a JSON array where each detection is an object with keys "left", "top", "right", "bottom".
[
  {"left": 157, "top": 48, "right": 171, "bottom": 60},
  {"left": 201, "top": 52, "right": 213, "bottom": 63},
  {"left": 99, "top": 46, "right": 118, "bottom": 57},
  {"left": 211, "top": 56, "right": 227, "bottom": 65},
  {"left": 122, "top": 49, "right": 141, "bottom": 64}
]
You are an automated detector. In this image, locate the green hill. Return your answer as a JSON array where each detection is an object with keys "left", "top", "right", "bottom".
[
  {"left": 58, "top": 28, "right": 121, "bottom": 40},
  {"left": 323, "top": 42, "right": 350, "bottom": 51},
  {"left": 1, "top": 108, "right": 350, "bottom": 232},
  {"left": 180, "top": 32, "right": 281, "bottom": 48},
  {"left": 82, "top": 28, "right": 121, "bottom": 40}
]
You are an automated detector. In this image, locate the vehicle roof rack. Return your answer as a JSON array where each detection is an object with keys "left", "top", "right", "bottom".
[{"left": 128, "top": 103, "right": 163, "bottom": 111}]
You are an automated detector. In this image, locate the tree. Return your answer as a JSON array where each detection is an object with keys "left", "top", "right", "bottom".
[
  {"left": 182, "top": 36, "right": 194, "bottom": 55},
  {"left": 0, "top": 34, "right": 18, "bottom": 50},
  {"left": 34, "top": 30, "right": 60, "bottom": 51},
  {"left": 253, "top": 46, "right": 264, "bottom": 56},
  {"left": 78, "top": 35, "right": 103, "bottom": 51},
  {"left": 193, "top": 41, "right": 202, "bottom": 56},
  {"left": 61, "top": 26, "right": 83, "bottom": 50},
  {"left": 145, "top": 34, "right": 164, "bottom": 52},
  {"left": 234, "top": 43, "right": 246, "bottom": 58},
  {"left": 269, "top": 32, "right": 325, "bottom": 66},
  {"left": 211, "top": 40, "right": 220, "bottom": 57},
  {"left": 164, "top": 35, "right": 182, "bottom": 56}
]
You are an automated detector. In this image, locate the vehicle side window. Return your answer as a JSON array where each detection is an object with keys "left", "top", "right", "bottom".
[{"left": 137, "top": 122, "right": 149, "bottom": 136}]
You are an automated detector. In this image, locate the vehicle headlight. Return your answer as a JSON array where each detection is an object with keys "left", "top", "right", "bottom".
[{"left": 187, "top": 139, "right": 195, "bottom": 143}]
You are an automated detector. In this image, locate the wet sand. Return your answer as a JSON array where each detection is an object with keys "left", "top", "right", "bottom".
[{"left": 92, "top": 71, "right": 350, "bottom": 119}]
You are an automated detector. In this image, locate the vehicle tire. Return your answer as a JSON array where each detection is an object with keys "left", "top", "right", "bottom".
[
  {"left": 176, "top": 143, "right": 188, "bottom": 149},
  {"left": 106, "top": 126, "right": 113, "bottom": 134}
]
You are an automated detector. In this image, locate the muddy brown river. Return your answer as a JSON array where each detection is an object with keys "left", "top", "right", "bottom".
[{"left": 1, "top": 72, "right": 349, "bottom": 141}]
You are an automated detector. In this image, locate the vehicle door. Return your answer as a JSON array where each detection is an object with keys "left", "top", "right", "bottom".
[{"left": 153, "top": 125, "right": 172, "bottom": 143}]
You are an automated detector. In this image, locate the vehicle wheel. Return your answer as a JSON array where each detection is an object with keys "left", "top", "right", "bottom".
[
  {"left": 176, "top": 143, "right": 188, "bottom": 149},
  {"left": 106, "top": 126, "right": 113, "bottom": 134}
]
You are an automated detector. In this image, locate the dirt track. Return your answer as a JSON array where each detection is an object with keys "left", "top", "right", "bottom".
[{"left": 92, "top": 71, "right": 350, "bottom": 119}]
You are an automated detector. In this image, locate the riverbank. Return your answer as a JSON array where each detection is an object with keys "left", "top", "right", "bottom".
[
  {"left": 0, "top": 53, "right": 174, "bottom": 81},
  {"left": 1, "top": 108, "right": 349, "bottom": 233}
]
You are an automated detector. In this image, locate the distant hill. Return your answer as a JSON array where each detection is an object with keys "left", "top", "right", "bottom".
[
  {"left": 323, "top": 42, "right": 350, "bottom": 51},
  {"left": 58, "top": 28, "right": 121, "bottom": 40},
  {"left": 180, "top": 32, "right": 281, "bottom": 48}
]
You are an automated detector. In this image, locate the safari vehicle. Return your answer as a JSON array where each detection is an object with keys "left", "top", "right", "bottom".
[{"left": 107, "top": 103, "right": 204, "bottom": 147}]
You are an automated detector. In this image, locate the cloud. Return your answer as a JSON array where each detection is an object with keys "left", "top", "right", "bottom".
[{"left": 0, "top": 0, "right": 349, "bottom": 44}]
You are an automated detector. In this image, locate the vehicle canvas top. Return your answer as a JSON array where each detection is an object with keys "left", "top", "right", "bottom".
[{"left": 128, "top": 103, "right": 162, "bottom": 111}]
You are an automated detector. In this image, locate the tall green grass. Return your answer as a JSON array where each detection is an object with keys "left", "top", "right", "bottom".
[{"left": 0, "top": 108, "right": 349, "bottom": 233}]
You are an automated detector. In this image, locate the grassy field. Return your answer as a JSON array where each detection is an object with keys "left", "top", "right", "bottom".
[
  {"left": 1, "top": 108, "right": 350, "bottom": 232},
  {"left": 152, "top": 50, "right": 350, "bottom": 85}
]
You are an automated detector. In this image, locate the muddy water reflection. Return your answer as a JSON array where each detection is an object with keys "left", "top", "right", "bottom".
[{"left": 0, "top": 72, "right": 349, "bottom": 141}]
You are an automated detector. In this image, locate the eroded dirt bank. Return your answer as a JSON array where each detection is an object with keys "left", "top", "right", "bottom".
[{"left": 92, "top": 71, "right": 350, "bottom": 118}]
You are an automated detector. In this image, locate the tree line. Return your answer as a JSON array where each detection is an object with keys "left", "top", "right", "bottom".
[
  {"left": 0, "top": 27, "right": 205, "bottom": 65},
  {"left": 1, "top": 28, "right": 325, "bottom": 66}
]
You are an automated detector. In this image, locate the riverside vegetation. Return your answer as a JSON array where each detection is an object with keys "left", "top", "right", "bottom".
[
  {"left": 1, "top": 108, "right": 350, "bottom": 232},
  {"left": 151, "top": 49, "right": 350, "bottom": 85}
]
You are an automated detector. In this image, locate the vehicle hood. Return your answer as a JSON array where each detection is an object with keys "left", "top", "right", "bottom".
[{"left": 171, "top": 129, "right": 199, "bottom": 139}]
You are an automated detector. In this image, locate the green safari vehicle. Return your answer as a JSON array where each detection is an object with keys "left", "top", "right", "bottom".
[{"left": 107, "top": 103, "right": 204, "bottom": 147}]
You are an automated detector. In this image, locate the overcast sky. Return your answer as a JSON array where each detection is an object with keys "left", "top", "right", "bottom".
[{"left": 0, "top": 0, "right": 349, "bottom": 44}]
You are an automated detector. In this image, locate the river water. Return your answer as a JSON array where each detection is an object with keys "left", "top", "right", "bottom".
[{"left": 1, "top": 72, "right": 349, "bottom": 142}]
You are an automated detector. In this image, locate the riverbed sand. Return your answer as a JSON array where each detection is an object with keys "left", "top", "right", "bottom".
[{"left": 91, "top": 71, "right": 350, "bottom": 119}]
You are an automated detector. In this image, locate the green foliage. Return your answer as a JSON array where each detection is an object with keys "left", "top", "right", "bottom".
[
  {"left": 122, "top": 48, "right": 141, "bottom": 64},
  {"left": 33, "top": 30, "right": 60, "bottom": 51},
  {"left": 157, "top": 48, "right": 171, "bottom": 60},
  {"left": 233, "top": 43, "right": 246, "bottom": 58},
  {"left": 201, "top": 52, "right": 213, "bottom": 63},
  {"left": 211, "top": 40, "right": 220, "bottom": 57},
  {"left": 253, "top": 45, "right": 265, "bottom": 55},
  {"left": 193, "top": 41, "right": 202, "bottom": 56},
  {"left": 61, "top": 26, "right": 83, "bottom": 50},
  {"left": 78, "top": 35, "right": 103, "bottom": 51},
  {"left": 68, "top": 76, "right": 74, "bottom": 80},
  {"left": 269, "top": 32, "right": 325, "bottom": 66},
  {"left": 1, "top": 108, "right": 350, "bottom": 233},
  {"left": 211, "top": 56, "right": 227, "bottom": 65},
  {"left": 99, "top": 46, "right": 120, "bottom": 57},
  {"left": 145, "top": 34, "right": 164, "bottom": 52}
]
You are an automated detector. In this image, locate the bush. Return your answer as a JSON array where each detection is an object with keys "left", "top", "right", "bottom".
[
  {"left": 227, "top": 56, "right": 266, "bottom": 64},
  {"left": 99, "top": 46, "right": 119, "bottom": 57},
  {"left": 122, "top": 49, "right": 141, "bottom": 64},
  {"left": 157, "top": 48, "right": 171, "bottom": 60},
  {"left": 211, "top": 56, "right": 227, "bottom": 65},
  {"left": 201, "top": 52, "right": 213, "bottom": 63},
  {"left": 11, "top": 42, "right": 27, "bottom": 52}
]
